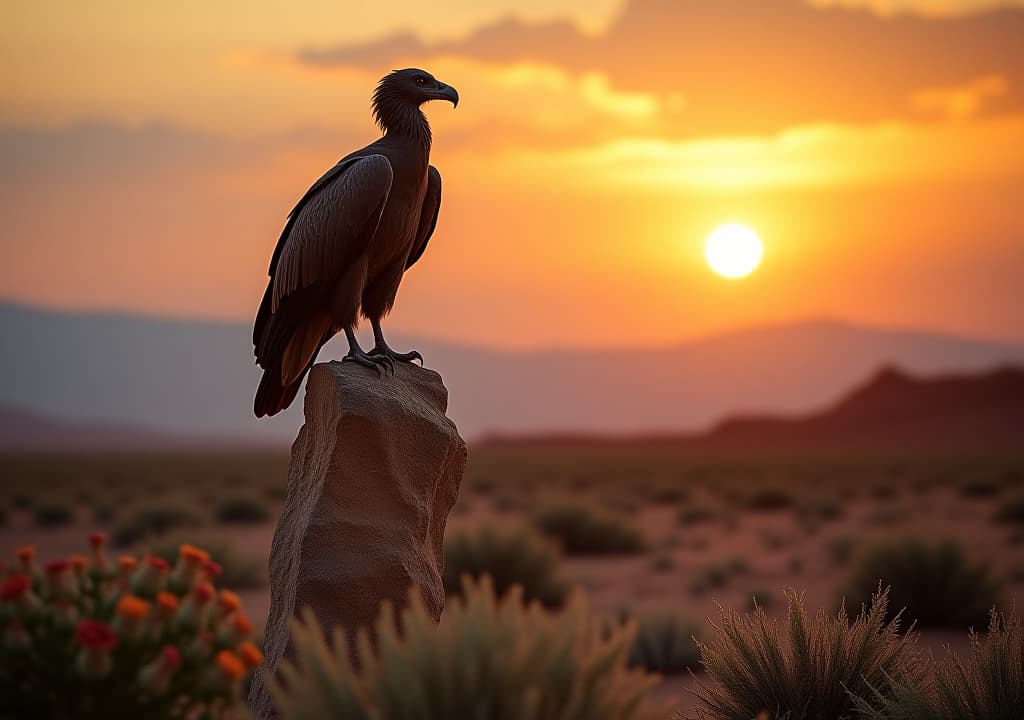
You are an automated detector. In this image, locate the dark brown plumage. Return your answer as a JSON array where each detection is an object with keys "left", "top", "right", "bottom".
[{"left": 253, "top": 69, "right": 458, "bottom": 417}]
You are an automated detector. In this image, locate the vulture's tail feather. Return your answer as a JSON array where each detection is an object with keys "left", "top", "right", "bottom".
[{"left": 254, "top": 363, "right": 307, "bottom": 418}]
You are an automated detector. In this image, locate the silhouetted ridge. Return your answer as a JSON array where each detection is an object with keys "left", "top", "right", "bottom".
[{"left": 700, "top": 365, "right": 1024, "bottom": 451}]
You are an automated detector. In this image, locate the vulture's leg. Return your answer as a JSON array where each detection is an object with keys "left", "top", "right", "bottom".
[
  {"left": 342, "top": 327, "right": 394, "bottom": 374},
  {"left": 370, "top": 320, "right": 424, "bottom": 365}
]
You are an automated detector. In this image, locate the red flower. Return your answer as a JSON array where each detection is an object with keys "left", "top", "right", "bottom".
[
  {"left": 145, "top": 556, "right": 170, "bottom": 572},
  {"left": 0, "top": 573, "right": 30, "bottom": 600},
  {"left": 88, "top": 532, "right": 107, "bottom": 549},
  {"left": 75, "top": 619, "right": 118, "bottom": 651},
  {"left": 193, "top": 582, "right": 215, "bottom": 603},
  {"left": 160, "top": 645, "right": 182, "bottom": 669},
  {"left": 203, "top": 560, "right": 223, "bottom": 579},
  {"left": 45, "top": 559, "right": 69, "bottom": 575}
]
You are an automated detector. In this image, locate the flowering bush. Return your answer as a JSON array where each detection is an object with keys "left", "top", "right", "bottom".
[{"left": 0, "top": 533, "right": 263, "bottom": 719}]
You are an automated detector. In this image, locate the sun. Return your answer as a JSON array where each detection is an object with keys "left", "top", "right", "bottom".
[{"left": 704, "top": 223, "right": 763, "bottom": 279}]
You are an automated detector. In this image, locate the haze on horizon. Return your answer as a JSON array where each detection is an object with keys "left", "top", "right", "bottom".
[{"left": 2, "top": 0, "right": 1023, "bottom": 350}]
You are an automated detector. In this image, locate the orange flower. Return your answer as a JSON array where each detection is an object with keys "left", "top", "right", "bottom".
[
  {"left": 16, "top": 546, "right": 35, "bottom": 562},
  {"left": 116, "top": 595, "right": 151, "bottom": 620},
  {"left": 15, "top": 546, "right": 35, "bottom": 570},
  {"left": 119, "top": 555, "right": 138, "bottom": 572},
  {"left": 70, "top": 555, "right": 89, "bottom": 573},
  {"left": 215, "top": 649, "right": 246, "bottom": 681},
  {"left": 231, "top": 613, "right": 253, "bottom": 635},
  {"left": 179, "top": 545, "right": 209, "bottom": 565},
  {"left": 218, "top": 589, "right": 241, "bottom": 614},
  {"left": 238, "top": 641, "right": 264, "bottom": 669},
  {"left": 156, "top": 592, "right": 180, "bottom": 613}
]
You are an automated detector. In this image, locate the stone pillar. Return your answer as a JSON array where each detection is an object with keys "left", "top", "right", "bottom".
[{"left": 247, "top": 361, "right": 466, "bottom": 718}]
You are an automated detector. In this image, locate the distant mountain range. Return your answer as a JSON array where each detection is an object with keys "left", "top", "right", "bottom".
[
  {"left": 482, "top": 365, "right": 1024, "bottom": 453},
  {"left": 696, "top": 365, "right": 1024, "bottom": 451},
  {"left": 2, "top": 300, "right": 1023, "bottom": 449},
  {"left": 0, "top": 405, "right": 258, "bottom": 452}
]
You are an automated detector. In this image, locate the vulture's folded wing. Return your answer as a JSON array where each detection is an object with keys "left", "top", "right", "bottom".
[
  {"left": 269, "top": 154, "right": 393, "bottom": 312},
  {"left": 406, "top": 165, "right": 442, "bottom": 270}
]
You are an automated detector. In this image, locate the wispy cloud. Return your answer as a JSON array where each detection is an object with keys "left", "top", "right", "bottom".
[{"left": 911, "top": 75, "right": 1008, "bottom": 120}]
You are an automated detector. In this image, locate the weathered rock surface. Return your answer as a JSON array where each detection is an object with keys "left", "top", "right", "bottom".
[{"left": 247, "top": 361, "right": 466, "bottom": 718}]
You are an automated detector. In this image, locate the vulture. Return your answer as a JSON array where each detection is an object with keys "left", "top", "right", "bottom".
[{"left": 252, "top": 68, "right": 458, "bottom": 418}]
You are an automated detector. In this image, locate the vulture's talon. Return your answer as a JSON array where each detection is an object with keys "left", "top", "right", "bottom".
[
  {"left": 343, "top": 350, "right": 391, "bottom": 376},
  {"left": 372, "top": 346, "right": 425, "bottom": 366}
]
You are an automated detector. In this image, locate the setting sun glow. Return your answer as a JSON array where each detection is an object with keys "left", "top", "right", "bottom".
[{"left": 704, "top": 224, "right": 763, "bottom": 279}]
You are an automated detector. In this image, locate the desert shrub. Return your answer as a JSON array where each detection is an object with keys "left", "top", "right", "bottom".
[
  {"left": 725, "top": 555, "right": 750, "bottom": 575},
  {"left": 693, "top": 587, "right": 926, "bottom": 720},
  {"left": 0, "top": 534, "right": 261, "bottom": 719},
  {"left": 690, "top": 564, "right": 730, "bottom": 595},
  {"left": 854, "top": 607, "right": 1024, "bottom": 720},
  {"left": 269, "top": 576, "right": 672, "bottom": 720},
  {"left": 91, "top": 502, "right": 118, "bottom": 526},
  {"left": 649, "top": 552, "right": 675, "bottom": 572},
  {"left": 959, "top": 477, "right": 1001, "bottom": 499},
  {"left": 263, "top": 482, "right": 287, "bottom": 501},
  {"left": 442, "top": 526, "right": 568, "bottom": 607},
  {"left": 11, "top": 492, "right": 34, "bottom": 509},
  {"left": 214, "top": 496, "right": 270, "bottom": 524},
  {"left": 111, "top": 504, "right": 202, "bottom": 547},
  {"left": 33, "top": 502, "right": 73, "bottom": 527},
  {"left": 468, "top": 474, "right": 495, "bottom": 495},
  {"left": 759, "top": 529, "right": 789, "bottom": 551},
  {"left": 841, "top": 537, "right": 1000, "bottom": 629},
  {"left": 994, "top": 495, "right": 1024, "bottom": 525},
  {"left": 796, "top": 495, "right": 844, "bottom": 528},
  {"left": 827, "top": 535, "right": 857, "bottom": 566},
  {"left": 871, "top": 483, "right": 899, "bottom": 500},
  {"left": 745, "top": 487, "right": 793, "bottom": 511},
  {"left": 677, "top": 504, "right": 716, "bottom": 525},
  {"left": 625, "top": 613, "right": 701, "bottom": 675},
  {"left": 865, "top": 506, "right": 912, "bottom": 526},
  {"left": 534, "top": 504, "right": 646, "bottom": 555},
  {"left": 647, "top": 483, "right": 689, "bottom": 505},
  {"left": 148, "top": 536, "right": 267, "bottom": 589},
  {"left": 746, "top": 588, "right": 776, "bottom": 612}
]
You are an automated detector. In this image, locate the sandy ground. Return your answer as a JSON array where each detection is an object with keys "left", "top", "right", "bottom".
[{"left": 2, "top": 480, "right": 1020, "bottom": 718}]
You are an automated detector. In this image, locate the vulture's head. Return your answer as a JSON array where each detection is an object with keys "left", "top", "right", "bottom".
[{"left": 373, "top": 69, "right": 458, "bottom": 134}]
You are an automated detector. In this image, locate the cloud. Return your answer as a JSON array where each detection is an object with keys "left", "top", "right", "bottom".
[
  {"left": 459, "top": 114, "right": 1024, "bottom": 191},
  {"left": 295, "top": 0, "right": 1024, "bottom": 134},
  {"left": 809, "top": 0, "right": 1024, "bottom": 17},
  {"left": 912, "top": 74, "right": 1008, "bottom": 120}
]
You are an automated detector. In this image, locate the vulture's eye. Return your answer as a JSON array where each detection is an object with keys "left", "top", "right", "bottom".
[{"left": 415, "top": 76, "right": 426, "bottom": 86}]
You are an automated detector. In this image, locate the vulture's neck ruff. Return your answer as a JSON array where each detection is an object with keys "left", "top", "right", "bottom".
[{"left": 372, "top": 84, "right": 431, "bottom": 149}]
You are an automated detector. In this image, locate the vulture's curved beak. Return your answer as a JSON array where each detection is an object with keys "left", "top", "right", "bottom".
[{"left": 433, "top": 83, "right": 459, "bottom": 108}]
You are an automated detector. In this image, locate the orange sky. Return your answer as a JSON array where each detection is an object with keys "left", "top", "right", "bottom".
[{"left": 2, "top": 0, "right": 1023, "bottom": 349}]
